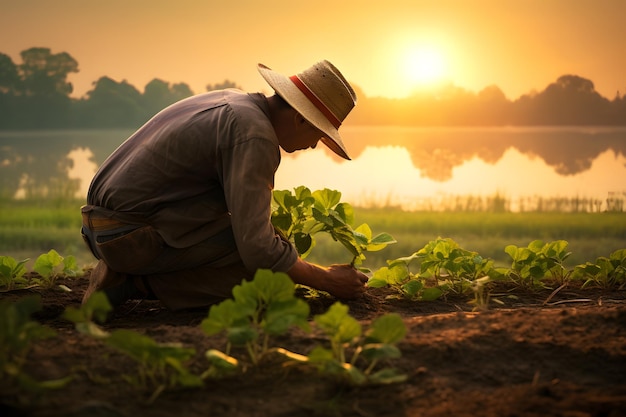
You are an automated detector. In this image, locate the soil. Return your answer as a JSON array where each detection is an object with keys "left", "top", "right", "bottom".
[{"left": 2, "top": 270, "right": 626, "bottom": 417}]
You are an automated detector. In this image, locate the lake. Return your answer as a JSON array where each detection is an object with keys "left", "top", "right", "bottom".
[{"left": 1, "top": 126, "right": 625, "bottom": 212}]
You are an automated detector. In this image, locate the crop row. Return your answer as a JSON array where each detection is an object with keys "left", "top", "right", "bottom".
[
  {"left": 2, "top": 187, "right": 625, "bottom": 298},
  {"left": 270, "top": 187, "right": 625, "bottom": 300},
  {"left": 2, "top": 270, "right": 406, "bottom": 406},
  {"left": 1, "top": 187, "right": 624, "bottom": 406}
]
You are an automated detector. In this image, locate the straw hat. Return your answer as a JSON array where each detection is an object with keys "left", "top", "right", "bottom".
[{"left": 258, "top": 60, "right": 357, "bottom": 160}]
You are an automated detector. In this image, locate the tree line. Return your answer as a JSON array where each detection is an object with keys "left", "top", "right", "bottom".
[
  {"left": 0, "top": 47, "right": 239, "bottom": 129},
  {"left": 1, "top": 47, "right": 625, "bottom": 129}
]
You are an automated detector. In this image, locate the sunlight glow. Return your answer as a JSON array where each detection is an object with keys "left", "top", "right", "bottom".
[
  {"left": 404, "top": 47, "right": 447, "bottom": 85},
  {"left": 405, "top": 48, "right": 446, "bottom": 83},
  {"left": 67, "top": 147, "right": 98, "bottom": 198}
]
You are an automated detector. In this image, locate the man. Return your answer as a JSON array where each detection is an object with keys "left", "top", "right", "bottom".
[{"left": 81, "top": 60, "right": 368, "bottom": 311}]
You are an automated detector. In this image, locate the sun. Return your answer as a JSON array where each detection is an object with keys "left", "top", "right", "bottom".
[
  {"left": 377, "top": 35, "right": 453, "bottom": 98},
  {"left": 403, "top": 46, "right": 448, "bottom": 87}
]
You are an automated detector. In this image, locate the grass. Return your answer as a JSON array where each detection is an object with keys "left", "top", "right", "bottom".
[
  {"left": 1, "top": 200, "right": 625, "bottom": 271},
  {"left": 0, "top": 199, "right": 90, "bottom": 268},
  {"left": 308, "top": 209, "right": 626, "bottom": 268}
]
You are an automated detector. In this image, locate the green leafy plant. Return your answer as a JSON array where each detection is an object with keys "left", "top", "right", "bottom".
[
  {"left": 272, "top": 186, "right": 318, "bottom": 258},
  {"left": 368, "top": 254, "right": 443, "bottom": 301},
  {"left": 62, "top": 291, "right": 112, "bottom": 338},
  {"left": 414, "top": 237, "right": 496, "bottom": 295},
  {"left": 501, "top": 240, "right": 572, "bottom": 289},
  {"left": 0, "top": 296, "right": 71, "bottom": 398},
  {"left": 573, "top": 249, "right": 626, "bottom": 290},
  {"left": 200, "top": 269, "right": 407, "bottom": 386},
  {"left": 64, "top": 291, "right": 202, "bottom": 403},
  {"left": 369, "top": 238, "right": 497, "bottom": 301},
  {"left": 105, "top": 330, "right": 203, "bottom": 403},
  {"left": 201, "top": 269, "right": 311, "bottom": 370},
  {"left": 271, "top": 187, "right": 396, "bottom": 268},
  {"left": 352, "top": 223, "right": 397, "bottom": 268},
  {"left": 306, "top": 302, "right": 407, "bottom": 385},
  {"left": 32, "top": 249, "right": 79, "bottom": 289},
  {"left": 0, "top": 255, "right": 31, "bottom": 291},
  {"left": 540, "top": 240, "right": 573, "bottom": 284}
]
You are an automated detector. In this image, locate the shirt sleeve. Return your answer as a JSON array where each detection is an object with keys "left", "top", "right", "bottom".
[{"left": 221, "top": 136, "right": 298, "bottom": 273}]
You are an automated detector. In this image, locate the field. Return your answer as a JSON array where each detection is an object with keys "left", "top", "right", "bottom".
[
  {"left": 1, "top": 200, "right": 626, "bottom": 417},
  {"left": 2, "top": 272, "right": 626, "bottom": 417},
  {"left": 2, "top": 199, "right": 626, "bottom": 269}
]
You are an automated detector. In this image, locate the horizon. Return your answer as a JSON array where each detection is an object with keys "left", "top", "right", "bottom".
[
  {"left": 2, "top": 0, "right": 625, "bottom": 101},
  {"left": 4, "top": 45, "right": 620, "bottom": 102}
]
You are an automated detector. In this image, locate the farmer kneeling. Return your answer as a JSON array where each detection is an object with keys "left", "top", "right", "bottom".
[{"left": 80, "top": 60, "right": 368, "bottom": 311}]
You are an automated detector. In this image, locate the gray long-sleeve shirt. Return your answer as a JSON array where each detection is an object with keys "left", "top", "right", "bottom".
[{"left": 87, "top": 89, "right": 298, "bottom": 273}]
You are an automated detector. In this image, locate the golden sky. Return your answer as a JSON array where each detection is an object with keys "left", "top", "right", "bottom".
[{"left": 2, "top": 0, "right": 626, "bottom": 100}]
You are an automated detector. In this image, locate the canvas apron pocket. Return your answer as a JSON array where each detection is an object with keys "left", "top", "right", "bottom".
[{"left": 95, "top": 225, "right": 165, "bottom": 273}]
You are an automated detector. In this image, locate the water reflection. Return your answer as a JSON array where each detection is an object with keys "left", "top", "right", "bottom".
[
  {"left": 1, "top": 127, "right": 625, "bottom": 211},
  {"left": 338, "top": 126, "right": 626, "bottom": 181},
  {"left": 276, "top": 145, "right": 626, "bottom": 211},
  {"left": 0, "top": 129, "right": 132, "bottom": 199},
  {"left": 66, "top": 147, "right": 98, "bottom": 198}
]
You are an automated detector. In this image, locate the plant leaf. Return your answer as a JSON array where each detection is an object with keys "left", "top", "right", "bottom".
[
  {"left": 314, "top": 302, "right": 361, "bottom": 344},
  {"left": 367, "top": 368, "right": 408, "bottom": 385},
  {"left": 366, "top": 313, "right": 406, "bottom": 344},
  {"left": 361, "top": 343, "right": 402, "bottom": 361}
]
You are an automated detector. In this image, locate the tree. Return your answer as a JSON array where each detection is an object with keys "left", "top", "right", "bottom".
[
  {"left": 171, "top": 82, "right": 193, "bottom": 98},
  {"left": 0, "top": 54, "right": 22, "bottom": 128},
  {"left": 0, "top": 53, "right": 20, "bottom": 94},
  {"left": 552, "top": 75, "right": 595, "bottom": 94},
  {"left": 77, "top": 76, "right": 143, "bottom": 127},
  {"left": 475, "top": 85, "right": 512, "bottom": 125},
  {"left": 3, "top": 48, "right": 80, "bottom": 128},
  {"left": 19, "top": 47, "right": 78, "bottom": 97},
  {"left": 511, "top": 75, "right": 617, "bottom": 125},
  {"left": 206, "top": 79, "right": 241, "bottom": 91},
  {"left": 536, "top": 75, "right": 610, "bottom": 124},
  {"left": 142, "top": 79, "right": 193, "bottom": 119}
]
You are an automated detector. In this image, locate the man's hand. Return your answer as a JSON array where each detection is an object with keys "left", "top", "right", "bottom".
[
  {"left": 323, "top": 264, "right": 369, "bottom": 298},
  {"left": 287, "top": 258, "right": 369, "bottom": 299}
]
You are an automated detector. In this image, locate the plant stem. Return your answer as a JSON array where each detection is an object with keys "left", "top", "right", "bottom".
[
  {"left": 364, "top": 359, "right": 378, "bottom": 376},
  {"left": 246, "top": 342, "right": 258, "bottom": 365}
]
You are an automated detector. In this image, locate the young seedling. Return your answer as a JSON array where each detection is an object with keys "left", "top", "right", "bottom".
[
  {"left": 574, "top": 249, "right": 626, "bottom": 290},
  {"left": 415, "top": 237, "right": 495, "bottom": 295},
  {"left": 0, "top": 255, "right": 31, "bottom": 291},
  {"left": 62, "top": 291, "right": 112, "bottom": 338},
  {"left": 369, "top": 238, "right": 497, "bottom": 302},
  {"left": 308, "top": 302, "right": 407, "bottom": 385},
  {"left": 201, "top": 269, "right": 311, "bottom": 370},
  {"left": 501, "top": 240, "right": 572, "bottom": 289},
  {"left": 0, "top": 296, "right": 71, "bottom": 399},
  {"left": 272, "top": 187, "right": 396, "bottom": 269},
  {"left": 32, "top": 249, "right": 79, "bottom": 289},
  {"left": 350, "top": 223, "right": 397, "bottom": 268},
  {"left": 64, "top": 291, "right": 202, "bottom": 403},
  {"left": 272, "top": 186, "right": 318, "bottom": 257},
  {"left": 105, "top": 330, "right": 203, "bottom": 403},
  {"left": 368, "top": 253, "right": 443, "bottom": 301},
  {"left": 540, "top": 240, "right": 573, "bottom": 284}
]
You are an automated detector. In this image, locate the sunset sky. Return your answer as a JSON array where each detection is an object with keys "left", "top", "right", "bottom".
[{"left": 2, "top": 0, "right": 626, "bottom": 101}]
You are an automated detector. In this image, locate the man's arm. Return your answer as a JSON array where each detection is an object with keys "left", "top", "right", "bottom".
[{"left": 286, "top": 258, "right": 369, "bottom": 299}]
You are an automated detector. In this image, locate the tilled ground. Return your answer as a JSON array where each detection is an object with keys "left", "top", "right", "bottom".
[{"left": 2, "top": 272, "right": 626, "bottom": 417}]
